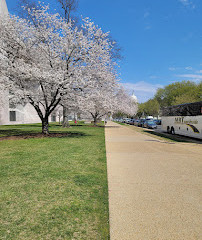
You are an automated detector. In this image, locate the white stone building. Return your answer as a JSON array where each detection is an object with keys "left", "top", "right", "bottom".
[
  {"left": 0, "top": 0, "right": 8, "bottom": 16},
  {"left": 0, "top": 0, "right": 61, "bottom": 125}
]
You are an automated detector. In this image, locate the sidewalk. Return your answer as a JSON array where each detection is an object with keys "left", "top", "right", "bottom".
[{"left": 105, "top": 121, "right": 201, "bottom": 240}]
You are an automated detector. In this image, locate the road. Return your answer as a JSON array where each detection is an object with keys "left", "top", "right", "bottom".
[{"left": 105, "top": 121, "right": 202, "bottom": 240}]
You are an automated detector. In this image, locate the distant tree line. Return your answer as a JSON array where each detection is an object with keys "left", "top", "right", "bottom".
[{"left": 137, "top": 80, "right": 202, "bottom": 118}]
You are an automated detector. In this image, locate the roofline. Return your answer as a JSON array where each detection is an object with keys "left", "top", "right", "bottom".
[{"left": 162, "top": 101, "right": 202, "bottom": 109}]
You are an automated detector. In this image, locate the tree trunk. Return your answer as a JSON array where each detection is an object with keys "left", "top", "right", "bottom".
[
  {"left": 42, "top": 118, "right": 49, "bottom": 135},
  {"left": 62, "top": 106, "right": 70, "bottom": 128},
  {"left": 90, "top": 112, "right": 99, "bottom": 126},
  {"left": 93, "top": 116, "right": 98, "bottom": 126}
]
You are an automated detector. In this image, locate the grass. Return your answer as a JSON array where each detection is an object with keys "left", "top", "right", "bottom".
[
  {"left": 0, "top": 121, "right": 100, "bottom": 138},
  {"left": 0, "top": 122, "right": 109, "bottom": 239}
]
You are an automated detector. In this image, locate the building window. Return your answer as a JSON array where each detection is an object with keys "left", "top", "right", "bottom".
[{"left": 10, "top": 111, "right": 16, "bottom": 121}]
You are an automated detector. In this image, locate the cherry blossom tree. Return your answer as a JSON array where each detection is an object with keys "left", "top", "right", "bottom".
[
  {"left": 80, "top": 86, "right": 116, "bottom": 125},
  {"left": 79, "top": 82, "right": 137, "bottom": 125},
  {"left": 57, "top": 0, "right": 79, "bottom": 23},
  {"left": 77, "top": 64, "right": 118, "bottom": 125},
  {"left": 0, "top": 4, "right": 117, "bottom": 134},
  {"left": 114, "top": 86, "right": 138, "bottom": 117}
]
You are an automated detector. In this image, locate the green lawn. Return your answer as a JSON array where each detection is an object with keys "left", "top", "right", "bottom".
[{"left": 0, "top": 123, "right": 109, "bottom": 239}]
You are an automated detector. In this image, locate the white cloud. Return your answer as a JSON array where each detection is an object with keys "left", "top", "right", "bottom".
[
  {"left": 143, "top": 9, "right": 152, "bottom": 30},
  {"left": 149, "top": 75, "right": 158, "bottom": 79},
  {"left": 177, "top": 74, "right": 202, "bottom": 82},
  {"left": 179, "top": 0, "right": 195, "bottom": 9},
  {"left": 122, "top": 81, "right": 163, "bottom": 103},
  {"left": 144, "top": 10, "right": 150, "bottom": 19},
  {"left": 196, "top": 70, "right": 202, "bottom": 73},
  {"left": 185, "top": 66, "right": 193, "bottom": 70},
  {"left": 169, "top": 66, "right": 193, "bottom": 71},
  {"left": 145, "top": 25, "right": 152, "bottom": 30},
  {"left": 169, "top": 67, "right": 177, "bottom": 71}
]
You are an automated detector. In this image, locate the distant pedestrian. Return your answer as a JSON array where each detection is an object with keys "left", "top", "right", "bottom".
[
  {"left": 105, "top": 119, "right": 107, "bottom": 125},
  {"left": 75, "top": 120, "right": 77, "bottom": 124}
]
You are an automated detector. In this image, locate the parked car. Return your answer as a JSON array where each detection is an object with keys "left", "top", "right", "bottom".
[
  {"left": 153, "top": 119, "right": 161, "bottom": 125},
  {"left": 126, "top": 119, "right": 131, "bottom": 124},
  {"left": 143, "top": 120, "right": 157, "bottom": 129},
  {"left": 122, "top": 118, "right": 130, "bottom": 123},
  {"left": 138, "top": 119, "right": 146, "bottom": 127},
  {"left": 146, "top": 116, "right": 154, "bottom": 120},
  {"left": 134, "top": 119, "right": 140, "bottom": 126},
  {"left": 129, "top": 119, "right": 135, "bottom": 125},
  {"left": 122, "top": 118, "right": 126, "bottom": 123}
]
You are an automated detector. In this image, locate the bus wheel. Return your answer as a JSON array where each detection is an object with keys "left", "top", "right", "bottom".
[
  {"left": 171, "top": 127, "right": 175, "bottom": 135},
  {"left": 167, "top": 126, "right": 170, "bottom": 133}
]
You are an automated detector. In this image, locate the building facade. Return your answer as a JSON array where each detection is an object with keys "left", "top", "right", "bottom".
[{"left": 0, "top": 0, "right": 59, "bottom": 125}]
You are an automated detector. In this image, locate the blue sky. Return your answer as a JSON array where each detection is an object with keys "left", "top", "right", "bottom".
[{"left": 5, "top": 0, "right": 202, "bottom": 102}]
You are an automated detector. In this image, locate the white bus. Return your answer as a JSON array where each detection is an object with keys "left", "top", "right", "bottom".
[{"left": 161, "top": 101, "right": 202, "bottom": 140}]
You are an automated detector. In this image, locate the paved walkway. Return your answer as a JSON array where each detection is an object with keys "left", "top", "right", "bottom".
[{"left": 105, "top": 121, "right": 202, "bottom": 240}]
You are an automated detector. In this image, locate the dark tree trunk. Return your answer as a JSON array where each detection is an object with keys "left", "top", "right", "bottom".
[
  {"left": 62, "top": 106, "right": 70, "bottom": 128},
  {"left": 90, "top": 112, "right": 99, "bottom": 126},
  {"left": 93, "top": 116, "right": 98, "bottom": 126},
  {"left": 42, "top": 117, "right": 49, "bottom": 135},
  {"left": 93, "top": 117, "right": 97, "bottom": 126},
  {"left": 28, "top": 84, "right": 61, "bottom": 135}
]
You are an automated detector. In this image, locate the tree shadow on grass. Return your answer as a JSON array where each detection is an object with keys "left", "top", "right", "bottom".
[
  {"left": 55, "top": 124, "right": 105, "bottom": 128},
  {"left": 0, "top": 130, "right": 89, "bottom": 141},
  {"left": 68, "top": 124, "right": 85, "bottom": 127},
  {"left": 142, "top": 129, "right": 202, "bottom": 144},
  {"left": 55, "top": 124, "right": 85, "bottom": 127},
  {"left": 0, "top": 129, "right": 36, "bottom": 137},
  {"left": 4, "top": 124, "right": 42, "bottom": 128},
  {"left": 50, "top": 131, "right": 89, "bottom": 138}
]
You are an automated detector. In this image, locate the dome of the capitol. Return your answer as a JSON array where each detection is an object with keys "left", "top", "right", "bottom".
[{"left": 131, "top": 93, "right": 138, "bottom": 102}]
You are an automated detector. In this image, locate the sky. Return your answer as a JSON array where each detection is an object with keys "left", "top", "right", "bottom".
[{"left": 5, "top": 0, "right": 202, "bottom": 102}]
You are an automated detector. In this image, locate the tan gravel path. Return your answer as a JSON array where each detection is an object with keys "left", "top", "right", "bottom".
[{"left": 105, "top": 121, "right": 202, "bottom": 240}]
